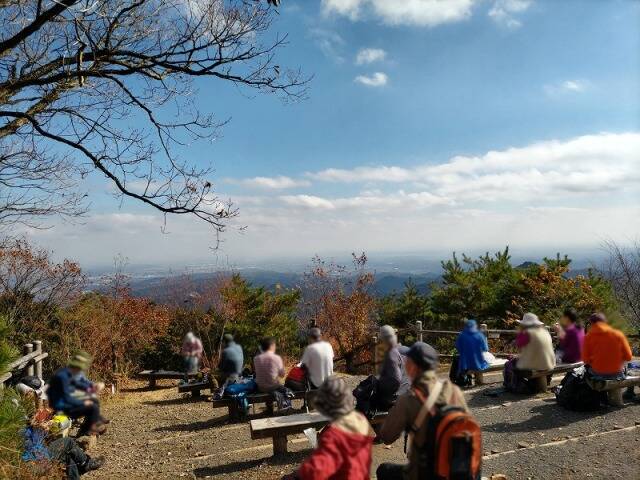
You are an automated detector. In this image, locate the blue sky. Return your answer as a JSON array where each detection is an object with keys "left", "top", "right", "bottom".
[{"left": 25, "top": 0, "right": 640, "bottom": 269}]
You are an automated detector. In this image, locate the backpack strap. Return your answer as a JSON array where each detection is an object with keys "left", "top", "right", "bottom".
[{"left": 406, "top": 379, "right": 443, "bottom": 457}]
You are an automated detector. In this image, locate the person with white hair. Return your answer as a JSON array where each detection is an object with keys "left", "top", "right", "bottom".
[
  {"left": 181, "top": 331, "right": 203, "bottom": 375},
  {"left": 503, "top": 313, "right": 555, "bottom": 393},
  {"left": 374, "top": 325, "right": 405, "bottom": 410}
]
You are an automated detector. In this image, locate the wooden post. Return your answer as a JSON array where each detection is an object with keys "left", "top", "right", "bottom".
[
  {"left": 416, "top": 321, "right": 423, "bottom": 343},
  {"left": 33, "top": 341, "right": 43, "bottom": 381},
  {"left": 273, "top": 435, "right": 288, "bottom": 455},
  {"left": 372, "top": 335, "right": 378, "bottom": 375},
  {"left": 480, "top": 324, "right": 488, "bottom": 336},
  {"left": 23, "top": 344, "right": 34, "bottom": 376}
]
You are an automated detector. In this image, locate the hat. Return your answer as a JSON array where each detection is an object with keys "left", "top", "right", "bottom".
[
  {"left": 223, "top": 333, "right": 234, "bottom": 344},
  {"left": 406, "top": 342, "right": 439, "bottom": 371},
  {"left": 379, "top": 325, "right": 396, "bottom": 340},
  {"left": 68, "top": 351, "right": 92, "bottom": 370},
  {"left": 398, "top": 345, "right": 410, "bottom": 356},
  {"left": 312, "top": 376, "right": 353, "bottom": 420},
  {"left": 589, "top": 312, "right": 606, "bottom": 323},
  {"left": 518, "top": 312, "right": 543, "bottom": 327}
]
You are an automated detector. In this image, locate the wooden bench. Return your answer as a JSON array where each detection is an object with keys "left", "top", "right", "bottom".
[
  {"left": 587, "top": 375, "right": 640, "bottom": 406},
  {"left": 472, "top": 358, "right": 508, "bottom": 385},
  {"left": 250, "top": 411, "right": 388, "bottom": 456},
  {"left": 212, "top": 390, "right": 313, "bottom": 419},
  {"left": 178, "top": 380, "right": 210, "bottom": 397},
  {"left": 138, "top": 370, "right": 197, "bottom": 389},
  {"left": 520, "top": 362, "right": 584, "bottom": 393}
]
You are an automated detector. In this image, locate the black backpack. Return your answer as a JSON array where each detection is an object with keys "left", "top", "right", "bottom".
[{"left": 555, "top": 366, "right": 605, "bottom": 411}]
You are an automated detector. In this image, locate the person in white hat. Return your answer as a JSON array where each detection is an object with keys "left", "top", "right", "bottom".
[{"left": 503, "top": 313, "right": 555, "bottom": 392}]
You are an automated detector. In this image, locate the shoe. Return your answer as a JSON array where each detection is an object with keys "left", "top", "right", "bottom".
[{"left": 85, "top": 456, "right": 105, "bottom": 471}]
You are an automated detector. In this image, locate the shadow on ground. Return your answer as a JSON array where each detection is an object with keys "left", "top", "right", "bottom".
[{"left": 193, "top": 451, "right": 308, "bottom": 478}]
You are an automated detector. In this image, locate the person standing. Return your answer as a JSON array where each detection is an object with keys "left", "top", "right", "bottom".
[
  {"left": 181, "top": 331, "right": 203, "bottom": 375},
  {"left": 554, "top": 308, "right": 585, "bottom": 364},
  {"left": 219, "top": 333, "right": 244, "bottom": 384},
  {"left": 300, "top": 327, "right": 334, "bottom": 389},
  {"left": 376, "top": 342, "right": 469, "bottom": 480}
]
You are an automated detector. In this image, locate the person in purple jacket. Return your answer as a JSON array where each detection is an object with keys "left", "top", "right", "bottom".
[{"left": 554, "top": 308, "right": 585, "bottom": 364}]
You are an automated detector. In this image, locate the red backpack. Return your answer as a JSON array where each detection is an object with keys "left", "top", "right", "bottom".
[
  {"left": 286, "top": 365, "right": 306, "bottom": 383},
  {"left": 409, "top": 380, "right": 482, "bottom": 480}
]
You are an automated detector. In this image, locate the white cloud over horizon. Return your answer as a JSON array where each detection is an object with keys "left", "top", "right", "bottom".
[
  {"left": 544, "top": 79, "right": 591, "bottom": 96},
  {"left": 20, "top": 132, "right": 640, "bottom": 267},
  {"left": 354, "top": 71, "right": 388, "bottom": 87}
]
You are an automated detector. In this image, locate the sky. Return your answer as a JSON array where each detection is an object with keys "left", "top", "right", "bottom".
[{"left": 22, "top": 0, "right": 640, "bottom": 270}]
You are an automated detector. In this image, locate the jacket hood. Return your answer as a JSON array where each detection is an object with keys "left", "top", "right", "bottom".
[
  {"left": 328, "top": 410, "right": 375, "bottom": 453},
  {"left": 588, "top": 321, "right": 611, "bottom": 335}
]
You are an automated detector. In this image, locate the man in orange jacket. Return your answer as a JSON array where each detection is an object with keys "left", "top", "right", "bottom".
[{"left": 582, "top": 313, "right": 632, "bottom": 377}]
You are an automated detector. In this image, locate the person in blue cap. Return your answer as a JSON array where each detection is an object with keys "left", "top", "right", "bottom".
[{"left": 450, "top": 319, "right": 489, "bottom": 387}]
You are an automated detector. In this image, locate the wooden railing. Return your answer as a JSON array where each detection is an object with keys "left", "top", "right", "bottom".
[{"left": 0, "top": 340, "right": 48, "bottom": 387}]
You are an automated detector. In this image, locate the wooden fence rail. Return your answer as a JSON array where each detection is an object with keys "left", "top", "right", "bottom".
[{"left": 0, "top": 340, "right": 47, "bottom": 387}]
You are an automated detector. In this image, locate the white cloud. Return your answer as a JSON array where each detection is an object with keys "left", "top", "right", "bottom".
[
  {"left": 322, "top": 0, "right": 477, "bottom": 27},
  {"left": 488, "top": 0, "right": 532, "bottom": 29},
  {"left": 355, "top": 48, "right": 387, "bottom": 65},
  {"left": 354, "top": 72, "right": 388, "bottom": 87},
  {"left": 309, "top": 28, "right": 345, "bottom": 62},
  {"left": 544, "top": 79, "right": 590, "bottom": 96},
  {"left": 229, "top": 175, "right": 311, "bottom": 190},
  {"left": 307, "top": 132, "right": 640, "bottom": 202}
]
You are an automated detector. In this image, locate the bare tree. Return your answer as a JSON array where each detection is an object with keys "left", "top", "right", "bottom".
[
  {"left": 602, "top": 240, "right": 640, "bottom": 332},
  {"left": 0, "top": 0, "right": 307, "bottom": 231}
]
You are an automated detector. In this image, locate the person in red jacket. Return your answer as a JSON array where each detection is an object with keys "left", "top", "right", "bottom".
[{"left": 282, "top": 376, "right": 374, "bottom": 480}]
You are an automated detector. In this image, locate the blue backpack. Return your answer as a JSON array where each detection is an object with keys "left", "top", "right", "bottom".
[{"left": 224, "top": 379, "right": 257, "bottom": 417}]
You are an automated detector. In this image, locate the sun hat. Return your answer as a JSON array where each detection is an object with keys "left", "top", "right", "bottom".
[
  {"left": 68, "top": 350, "right": 92, "bottom": 370},
  {"left": 379, "top": 325, "right": 396, "bottom": 340},
  {"left": 518, "top": 312, "right": 544, "bottom": 327},
  {"left": 312, "top": 376, "right": 353, "bottom": 420}
]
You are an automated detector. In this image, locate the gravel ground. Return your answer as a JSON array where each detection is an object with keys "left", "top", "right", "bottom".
[{"left": 84, "top": 371, "right": 640, "bottom": 480}]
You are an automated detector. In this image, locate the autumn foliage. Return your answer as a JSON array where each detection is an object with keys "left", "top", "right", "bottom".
[{"left": 301, "top": 254, "right": 377, "bottom": 372}]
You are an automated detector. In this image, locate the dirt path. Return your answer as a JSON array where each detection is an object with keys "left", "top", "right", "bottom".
[{"left": 85, "top": 373, "right": 640, "bottom": 479}]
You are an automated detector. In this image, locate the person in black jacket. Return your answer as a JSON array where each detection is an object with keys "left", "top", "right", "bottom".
[{"left": 375, "top": 325, "right": 405, "bottom": 410}]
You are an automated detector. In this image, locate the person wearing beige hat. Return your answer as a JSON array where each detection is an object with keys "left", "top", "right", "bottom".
[
  {"left": 47, "top": 351, "right": 106, "bottom": 437},
  {"left": 503, "top": 313, "right": 555, "bottom": 393}
]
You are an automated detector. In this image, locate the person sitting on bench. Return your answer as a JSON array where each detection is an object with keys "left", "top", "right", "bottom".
[
  {"left": 450, "top": 319, "right": 489, "bottom": 387},
  {"left": 583, "top": 312, "right": 633, "bottom": 404},
  {"left": 300, "top": 327, "right": 334, "bottom": 390},
  {"left": 254, "top": 337, "right": 290, "bottom": 413},
  {"left": 375, "top": 325, "right": 405, "bottom": 410},
  {"left": 47, "top": 351, "right": 107, "bottom": 437},
  {"left": 219, "top": 333, "right": 244, "bottom": 385},
  {"left": 282, "top": 376, "right": 375, "bottom": 480},
  {"left": 553, "top": 307, "right": 585, "bottom": 364},
  {"left": 503, "top": 313, "right": 555, "bottom": 393}
]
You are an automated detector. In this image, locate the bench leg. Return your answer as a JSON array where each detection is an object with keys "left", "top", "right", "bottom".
[
  {"left": 530, "top": 377, "right": 547, "bottom": 393},
  {"left": 192, "top": 389, "right": 201, "bottom": 398},
  {"left": 273, "top": 435, "right": 288, "bottom": 456},
  {"left": 474, "top": 372, "right": 484, "bottom": 386},
  {"left": 607, "top": 388, "right": 624, "bottom": 407},
  {"left": 149, "top": 378, "right": 156, "bottom": 389}
]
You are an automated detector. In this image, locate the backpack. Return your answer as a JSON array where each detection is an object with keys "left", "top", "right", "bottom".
[
  {"left": 555, "top": 366, "right": 604, "bottom": 411},
  {"left": 410, "top": 380, "right": 482, "bottom": 480},
  {"left": 286, "top": 365, "right": 306, "bottom": 383},
  {"left": 353, "top": 375, "right": 378, "bottom": 417}
]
